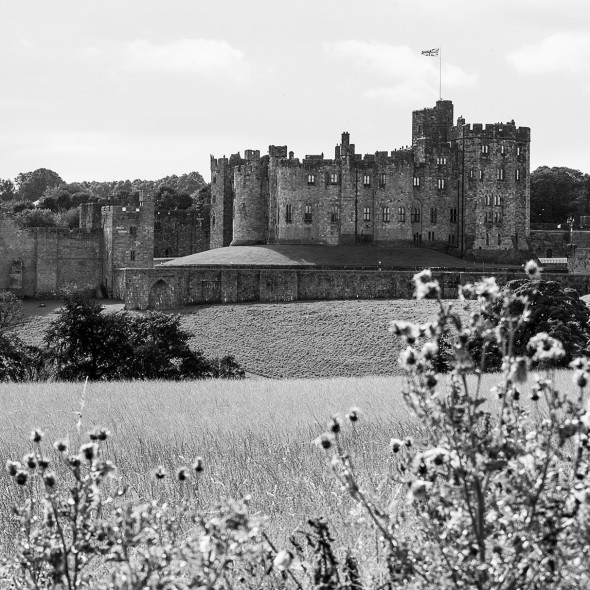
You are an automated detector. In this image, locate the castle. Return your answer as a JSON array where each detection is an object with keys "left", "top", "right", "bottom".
[{"left": 210, "top": 100, "right": 531, "bottom": 262}]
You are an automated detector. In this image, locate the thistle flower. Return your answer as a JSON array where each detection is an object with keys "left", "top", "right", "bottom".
[
  {"left": 153, "top": 466, "right": 167, "bottom": 480},
  {"left": 474, "top": 277, "right": 501, "bottom": 301},
  {"left": 43, "top": 472, "right": 57, "bottom": 488},
  {"left": 79, "top": 443, "right": 98, "bottom": 462},
  {"left": 22, "top": 453, "right": 37, "bottom": 470},
  {"left": 95, "top": 460, "right": 117, "bottom": 478},
  {"left": 346, "top": 407, "right": 360, "bottom": 423},
  {"left": 421, "top": 342, "right": 438, "bottom": 361},
  {"left": 389, "top": 321, "right": 420, "bottom": 344},
  {"left": 524, "top": 260, "right": 541, "bottom": 280},
  {"left": 176, "top": 467, "right": 189, "bottom": 482},
  {"left": 528, "top": 332, "right": 565, "bottom": 362},
  {"left": 53, "top": 439, "right": 68, "bottom": 454},
  {"left": 5, "top": 460, "right": 21, "bottom": 477},
  {"left": 574, "top": 370, "right": 589, "bottom": 389},
  {"left": 88, "top": 427, "right": 110, "bottom": 442},
  {"left": 399, "top": 347, "right": 418, "bottom": 370},
  {"left": 30, "top": 429, "right": 44, "bottom": 443},
  {"left": 67, "top": 455, "right": 81, "bottom": 468},
  {"left": 273, "top": 549, "right": 294, "bottom": 571},
  {"left": 38, "top": 456, "right": 50, "bottom": 470},
  {"left": 390, "top": 438, "right": 403, "bottom": 453},
  {"left": 328, "top": 416, "right": 341, "bottom": 434},
  {"left": 315, "top": 434, "right": 334, "bottom": 450},
  {"left": 571, "top": 357, "right": 589, "bottom": 371},
  {"left": 412, "top": 270, "right": 440, "bottom": 300},
  {"left": 15, "top": 470, "right": 28, "bottom": 486},
  {"left": 192, "top": 457, "right": 204, "bottom": 473}
]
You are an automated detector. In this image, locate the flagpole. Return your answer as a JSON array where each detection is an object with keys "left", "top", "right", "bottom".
[{"left": 439, "top": 47, "right": 442, "bottom": 100}]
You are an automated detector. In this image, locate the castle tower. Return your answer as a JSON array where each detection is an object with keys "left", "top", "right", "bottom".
[
  {"left": 102, "top": 190, "right": 154, "bottom": 295},
  {"left": 230, "top": 150, "right": 269, "bottom": 246},
  {"left": 210, "top": 155, "right": 236, "bottom": 248}
]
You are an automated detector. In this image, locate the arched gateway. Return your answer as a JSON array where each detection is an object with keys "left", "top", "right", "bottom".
[{"left": 148, "top": 279, "right": 174, "bottom": 309}]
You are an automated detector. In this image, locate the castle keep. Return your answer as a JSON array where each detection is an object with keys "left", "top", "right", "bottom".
[{"left": 210, "top": 100, "right": 531, "bottom": 261}]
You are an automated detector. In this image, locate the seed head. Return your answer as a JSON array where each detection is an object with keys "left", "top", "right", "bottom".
[
  {"left": 346, "top": 407, "right": 360, "bottom": 423},
  {"left": 273, "top": 550, "right": 293, "bottom": 571},
  {"left": 30, "top": 429, "right": 44, "bottom": 443},
  {"left": 89, "top": 427, "right": 110, "bottom": 442},
  {"left": 5, "top": 460, "right": 21, "bottom": 477},
  {"left": 54, "top": 440, "right": 69, "bottom": 454},
  {"left": 408, "top": 480, "right": 432, "bottom": 502},
  {"left": 315, "top": 434, "right": 334, "bottom": 450},
  {"left": 15, "top": 470, "right": 28, "bottom": 486},
  {"left": 38, "top": 456, "right": 50, "bottom": 470},
  {"left": 176, "top": 467, "right": 189, "bottom": 481},
  {"left": 192, "top": 457, "right": 204, "bottom": 473},
  {"left": 43, "top": 472, "right": 57, "bottom": 488},
  {"left": 23, "top": 453, "right": 37, "bottom": 470},
  {"left": 524, "top": 260, "right": 541, "bottom": 280},
  {"left": 328, "top": 416, "right": 341, "bottom": 434},
  {"left": 390, "top": 438, "right": 403, "bottom": 453},
  {"left": 574, "top": 370, "right": 589, "bottom": 389},
  {"left": 153, "top": 466, "right": 167, "bottom": 480},
  {"left": 79, "top": 443, "right": 98, "bottom": 462},
  {"left": 508, "top": 357, "right": 528, "bottom": 384},
  {"left": 67, "top": 455, "right": 81, "bottom": 468}
]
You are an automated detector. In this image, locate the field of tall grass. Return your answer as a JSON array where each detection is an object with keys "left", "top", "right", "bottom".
[{"left": 0, "top": 372, "right": 571, "bottom": 557}]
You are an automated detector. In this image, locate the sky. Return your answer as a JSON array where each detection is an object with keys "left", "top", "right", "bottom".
[{"left": 2, "top": 0, "right": 590, "bottom": 183}]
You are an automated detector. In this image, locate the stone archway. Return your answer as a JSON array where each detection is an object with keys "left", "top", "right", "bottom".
[{"left": 148, "top": 279, "right": 174, "bottom": 309}]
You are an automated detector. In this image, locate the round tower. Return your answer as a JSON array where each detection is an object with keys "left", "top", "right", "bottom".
[{"left": 231, "top": 150, "right": 268, "bottom": 246}]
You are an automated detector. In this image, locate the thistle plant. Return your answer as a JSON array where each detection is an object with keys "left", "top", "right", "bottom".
[{"left": 317, "top": 262, "right": 590, "bottom": 590}]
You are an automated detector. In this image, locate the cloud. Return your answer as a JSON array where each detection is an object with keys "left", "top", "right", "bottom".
[
  {"left": 507, "top": 32, "right": 590, "bottom": 75},
  {"left": 324, "top": 41, "right": 476, "bottom": 103},
  {"left": 126, "top": 39, "right": 250, "bottom": 83}
]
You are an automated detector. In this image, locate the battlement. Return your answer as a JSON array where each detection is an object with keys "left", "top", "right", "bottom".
[
  {"left": 451, "top": 122, "right": 531, "bottom": 142},
  {"left": 269, "top": 145, "right": 288, "bottom": 158}
]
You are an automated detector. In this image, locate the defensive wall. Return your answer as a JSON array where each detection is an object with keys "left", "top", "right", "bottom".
[{"left": 114, "top": 265, "right": 590, "bottom": 310}]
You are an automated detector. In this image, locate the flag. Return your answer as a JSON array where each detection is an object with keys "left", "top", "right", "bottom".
[{"left": 421, "top": 48, "right": 439, "bottom": 56}]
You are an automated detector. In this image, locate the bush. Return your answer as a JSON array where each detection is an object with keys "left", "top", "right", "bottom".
[
  {"left": 15, "top": 208, "right": 58, "bottom": 228},
  {"left": 44, "top": 294, "right": 245, "bottom": 381},
  {"left": 0, "top": 291, "right": 22, "bottom": 330}
]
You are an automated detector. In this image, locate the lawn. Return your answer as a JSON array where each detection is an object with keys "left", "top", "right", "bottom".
[{"left": 13, "top": 298, "right": 452, "bottom": 378}]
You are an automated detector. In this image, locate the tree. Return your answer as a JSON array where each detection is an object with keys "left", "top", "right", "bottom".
[
  {"left": 0, "top": 178, "right": 16, "bottom": 202},
  {"left": 15, "top": 168, "right": 63, "bottom": 202},
  {"left": 14, "top": 208, "right": 57, "bottom": 228}
]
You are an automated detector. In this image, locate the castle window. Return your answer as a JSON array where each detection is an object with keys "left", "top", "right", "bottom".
[
  {"left": 494, "top": 194, "right": 502, "bottom": 206},
  {"left": 330, "top": 204, "right": 339, "bottom": 223},
  {"left": 286, "top": 204, "right": 293, "bottom": 223},
  {"left": 379, "top": 173, "right": 386, "bottom": 188},
  {"left": 304, "top": 204, "right": 312, "bottom": 223},
  {"left": 363, "top": 174, "right": 371, "bottom": 187},
  {"left": 500, "top": 144, "right": 505, "bottom": 155},
  {"left": 479, "top": 170, "right": 484, "bottom": 182},
  {"left": 437, "top": 179, "right": 446, "bottom": 190},
  {"left": 398, "top": 206, "right": 406, "bottom": 223},
  {"left": 329, "top": 173, "right": 339, "bottom": 185},
  {"left": 515, "top": 169, "right": 521, "bottom": 182},
  {"left": 430, "top": 207, "right": 437, "bottom": 224},
  {"left": 413, "top": 176, "right": 421, "bottom": 187},
  {"left": 481, "top": 145, "right": 489, "bottom": 155},
  {"left": 382, "top": 206, "right": 390, "bottom": 223},
  {"left": 484, "top": 212, "right": 492, "bottom": 223},
  {"left": 211, "top": 214, "right": 216, "bottom": 227},
  {"left": 363, "top": 207, "right": 371, "bottom": 221},
  {"left": 498, "top": 234, "right": 502, "bottom": 246},
  {"left": 436, "top": 156, "right": 447, "bottom": 165},
  {"left": 411, "top": 208, "right": 421, "bottom": 223},
  {"left": 448, "top": 234, "right": 456, "bottom": 245},
  {"left": 517, "top": 146, "right": 522, "bottom": 156},
  {"left": 307, "top": 174, "right": 316, "bottom": 185},
  {"left": 427, "top": 231, "right": 435, "bottom": 241},
  {"left": 130, "top": 250, "right": 136, "bottom": 261},
  {"left": 450, "top": 208, "right": 458, "bottom": 223},
  {"left": 486, "top": 233, "right": 490, "bottom": 246},
  {"left": 497, "top": 168, "right": 505, "bottom": 181},
  {"left": 494, "top": 211, "right": 502, "bottom": 223},
  {"left": 469, "top": 169, "right": 475, "bottom": 180},
  {"left": 129, "top": 226, "right": 137, "bottom": 236},
  {"left": 485, "top": 194, "right": 492, "bottom": 206},
  {"left": 154, "top": 221, "right": 162, "bottom": 230}
]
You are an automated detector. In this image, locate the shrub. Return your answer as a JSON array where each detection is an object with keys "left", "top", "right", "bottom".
[
  {"left": 0, "top": 290, "right": 23, "bottom": 330},
  {"left": 15, "top": 208, "right": 58, "bottom": 228},
  {"left": 315, "top": 263, "right": 590, "bottom": 589},
  {"left": 44, "top": 294, "right": 245, "bottom": 381}
]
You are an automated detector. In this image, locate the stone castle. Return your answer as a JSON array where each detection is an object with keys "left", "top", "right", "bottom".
[{"left": 210, "top": 100, "right": 531, "bottom": 262}]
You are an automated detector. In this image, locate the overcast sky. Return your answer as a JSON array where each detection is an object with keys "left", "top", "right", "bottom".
[{"left": 2, "top": 0, "right": 589, "bottom": 183}]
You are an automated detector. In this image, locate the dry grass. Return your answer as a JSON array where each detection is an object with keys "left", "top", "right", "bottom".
[
  {"left": 0, "top": 371, "right": 576, "bottom": 557},
  {"left": 12, "top": 299, "right": 452, "bottom": 377}
]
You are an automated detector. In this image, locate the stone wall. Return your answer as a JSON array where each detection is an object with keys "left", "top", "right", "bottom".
[
  {"left": 529, "top": 230, "right": 590, "bottom": 258},
  {"left": 116, "top": 265, "right": 590, "bottom": 310},
  {"left": 0, "top": 214, "right": 103, "bottom": 297},
  {"left": 154, "top": 210, "right": 209, "bottom": 257}
]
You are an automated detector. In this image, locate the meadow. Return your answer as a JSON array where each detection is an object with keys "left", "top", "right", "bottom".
[
  {"left": 0, "top": 372, "right": 566, "bottom": 558},
  {"left": 13, "top": 299, "right": 448, "bottom": 378}
]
